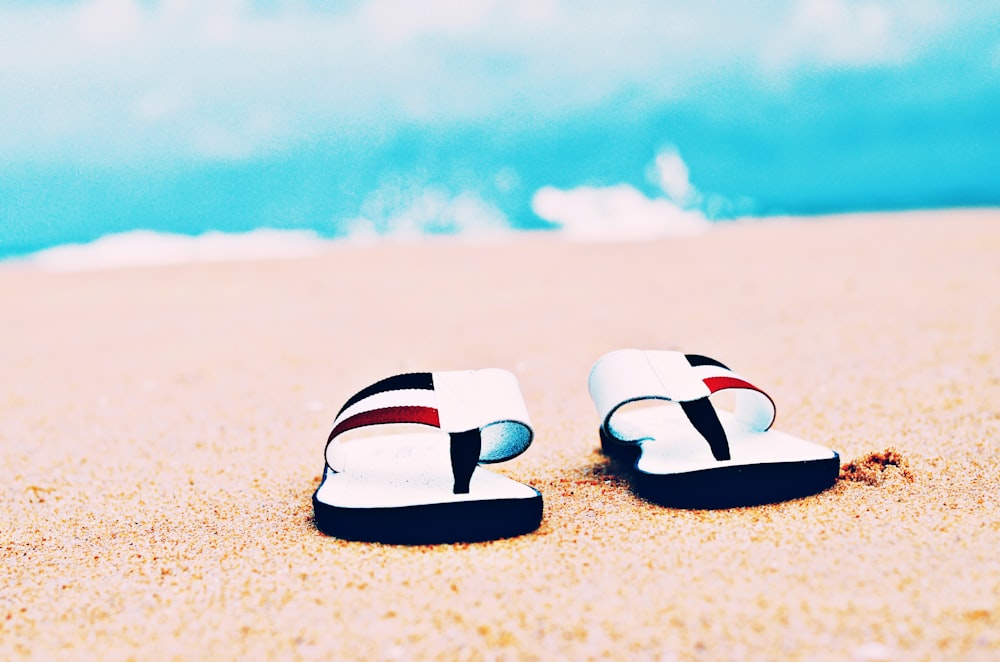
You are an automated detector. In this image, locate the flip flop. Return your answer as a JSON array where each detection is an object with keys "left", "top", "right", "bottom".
[
  {"left": 588, "top": 349, "right": 840, "bottom": 508},
  {"left": 313, "top": 369, "right": 543, "bottom": 543}
]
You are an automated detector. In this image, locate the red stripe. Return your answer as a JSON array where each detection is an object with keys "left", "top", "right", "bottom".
[
  {"left": 330, "top": 405, "right": 441, "bottom": 440},
  {"left": 703, "top": 376, "right": 761, "bottom": 395}
]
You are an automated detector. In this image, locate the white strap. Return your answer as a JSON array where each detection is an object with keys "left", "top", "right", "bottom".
[
  {"left": 433, "top": 369, "right": 533, "bottom": 463},
  {"left": 588, "top": 349, "right": 775, "bottom": 443},
  {"left": 327, "top": 368, "right": 533, "bottom": 468}
]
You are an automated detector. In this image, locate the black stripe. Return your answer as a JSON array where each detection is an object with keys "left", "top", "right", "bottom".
[
  {"left": 449, "top": 428, "right": 482, "bottom": 495},
  {"left": 680, "top": 397, "right": 731, "bottom": 462},
  {"left": 337, "top": 372, "right": 434, "bottom": 415},
  {"left": 684, "top": 354, "right": 730, "bottom": 371}
]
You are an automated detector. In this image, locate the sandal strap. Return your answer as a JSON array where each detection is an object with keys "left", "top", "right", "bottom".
[
  {"left": 325, "top": 369, "right": 533, "bottom": 493},
  {"left": 329, "top": 372, "right": 440, "bottom": 441},
  {"left": 684, "top": 354, "right": 775, "bottom": 431},
  {"left": 589, "top": 349, "right": 775, "bottom": 460}
]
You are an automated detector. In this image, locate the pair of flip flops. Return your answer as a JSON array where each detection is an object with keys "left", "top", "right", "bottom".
[{"left": 312, "top": 350, "right": 840, "bottom": 544}]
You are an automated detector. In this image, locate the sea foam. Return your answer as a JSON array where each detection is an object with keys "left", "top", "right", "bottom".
[
  {"left": 23, "top": 229, "right": 332, "bottom": 272},
  {"left": 532, "top": 184, "right": 710, "bottom": 242}
]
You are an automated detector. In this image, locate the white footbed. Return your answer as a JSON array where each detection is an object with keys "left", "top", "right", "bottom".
[
  {"left": 316, "top": 432, "right": 537, "bottom": 509},
  {"left": 608, "top": 401, "right": 836, "bottom": 476}
]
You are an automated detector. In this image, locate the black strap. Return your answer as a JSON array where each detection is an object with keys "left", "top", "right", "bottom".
[
  {"left": 449, "top": 429, "right": 482, "bottom": 494},
  {"left": 684, "top": 354, "right": 730, "bottom": 370},
  {"left": 680, "top": 397, "right": 731, "bottom": 461},
  {"left": 336, "top": 372, "right": 434, "bottom": 416}
]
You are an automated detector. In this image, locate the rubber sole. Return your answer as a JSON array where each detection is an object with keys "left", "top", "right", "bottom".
[
  {"left": 600, "top": 428, "right": 840, "bottom": 509},
  {"left": 313, "top": 490, "right": 544, "bottom": 544}
]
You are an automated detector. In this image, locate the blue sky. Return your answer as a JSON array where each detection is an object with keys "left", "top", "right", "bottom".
[{"left": 2, "top": 0, "right": 999, "bottom": 256}]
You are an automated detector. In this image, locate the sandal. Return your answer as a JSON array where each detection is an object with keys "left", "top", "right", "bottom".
[
  {"left": 313, "top": 369, "right": 543, "bottom": 543},
  {"left": 589, "top": 349, "right": 840, "bottom": 508}
]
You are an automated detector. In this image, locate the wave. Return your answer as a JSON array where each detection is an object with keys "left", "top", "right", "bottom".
[
  {"left": 5, "top": 151, "right": 724, "bottom": 271},
  {"left": 17, "top": 229, "right": 334, "bottom": 272},
  {"left": 532, "top": 184, "right": 710, "bottom": 242}
]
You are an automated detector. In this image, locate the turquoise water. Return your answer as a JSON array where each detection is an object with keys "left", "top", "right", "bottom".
[{"left": 2, "top": 2, "right": 999, "bottom": 260}]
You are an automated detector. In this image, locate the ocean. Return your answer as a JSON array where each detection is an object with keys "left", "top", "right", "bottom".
[{"left": 2, "top": 1, "right": 998, "bottom": 268}]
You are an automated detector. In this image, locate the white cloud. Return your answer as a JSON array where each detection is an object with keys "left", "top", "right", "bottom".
[
  {"left": 761, "top": 0, "right": 949, "bottom": 73},
  {"left": 0, "top": 0, "right": 759, "bottom": 162},
  {"left": 131, "top": 89, "right": 187, "bottom": 123},
  {"left": 74, "top": 0, "right": 142, "bottom": 45},
  {"left": 0, "top": 1, "right": 356, "bottom": 161},
  {"left": 0, "top": 0, "right": 963, "bottom": 163},
  {"left": 361, "top": 0, "right": 503, "bottom": 46},
  {"left": 796, "top": 0, "right": 895, "bottom": 64}
]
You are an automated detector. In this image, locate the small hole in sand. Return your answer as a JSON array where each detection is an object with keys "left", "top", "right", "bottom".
[{"left": 839, "top": 448, "right": 915, "bottom": 486}]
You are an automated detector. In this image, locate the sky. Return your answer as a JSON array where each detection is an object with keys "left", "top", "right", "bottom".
[{"left": 1, "top": 0, "right": 999, "bottom": 256}]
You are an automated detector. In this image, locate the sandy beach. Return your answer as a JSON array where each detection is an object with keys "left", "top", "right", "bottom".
[{"left": 2, "top": 209, "right": 998, "bottom": 660}]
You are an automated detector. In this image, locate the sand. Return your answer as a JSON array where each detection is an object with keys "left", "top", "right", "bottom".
[{"left": 2, "top": 209, "right": 998, "bottom": 661}]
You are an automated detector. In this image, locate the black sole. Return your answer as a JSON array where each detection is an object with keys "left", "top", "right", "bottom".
[
  {"left": 600, "top": 428, "right": 840, "bottom": 509},
  {"left": 312, "top": 490, "right": 544, "bottom": 544}
]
